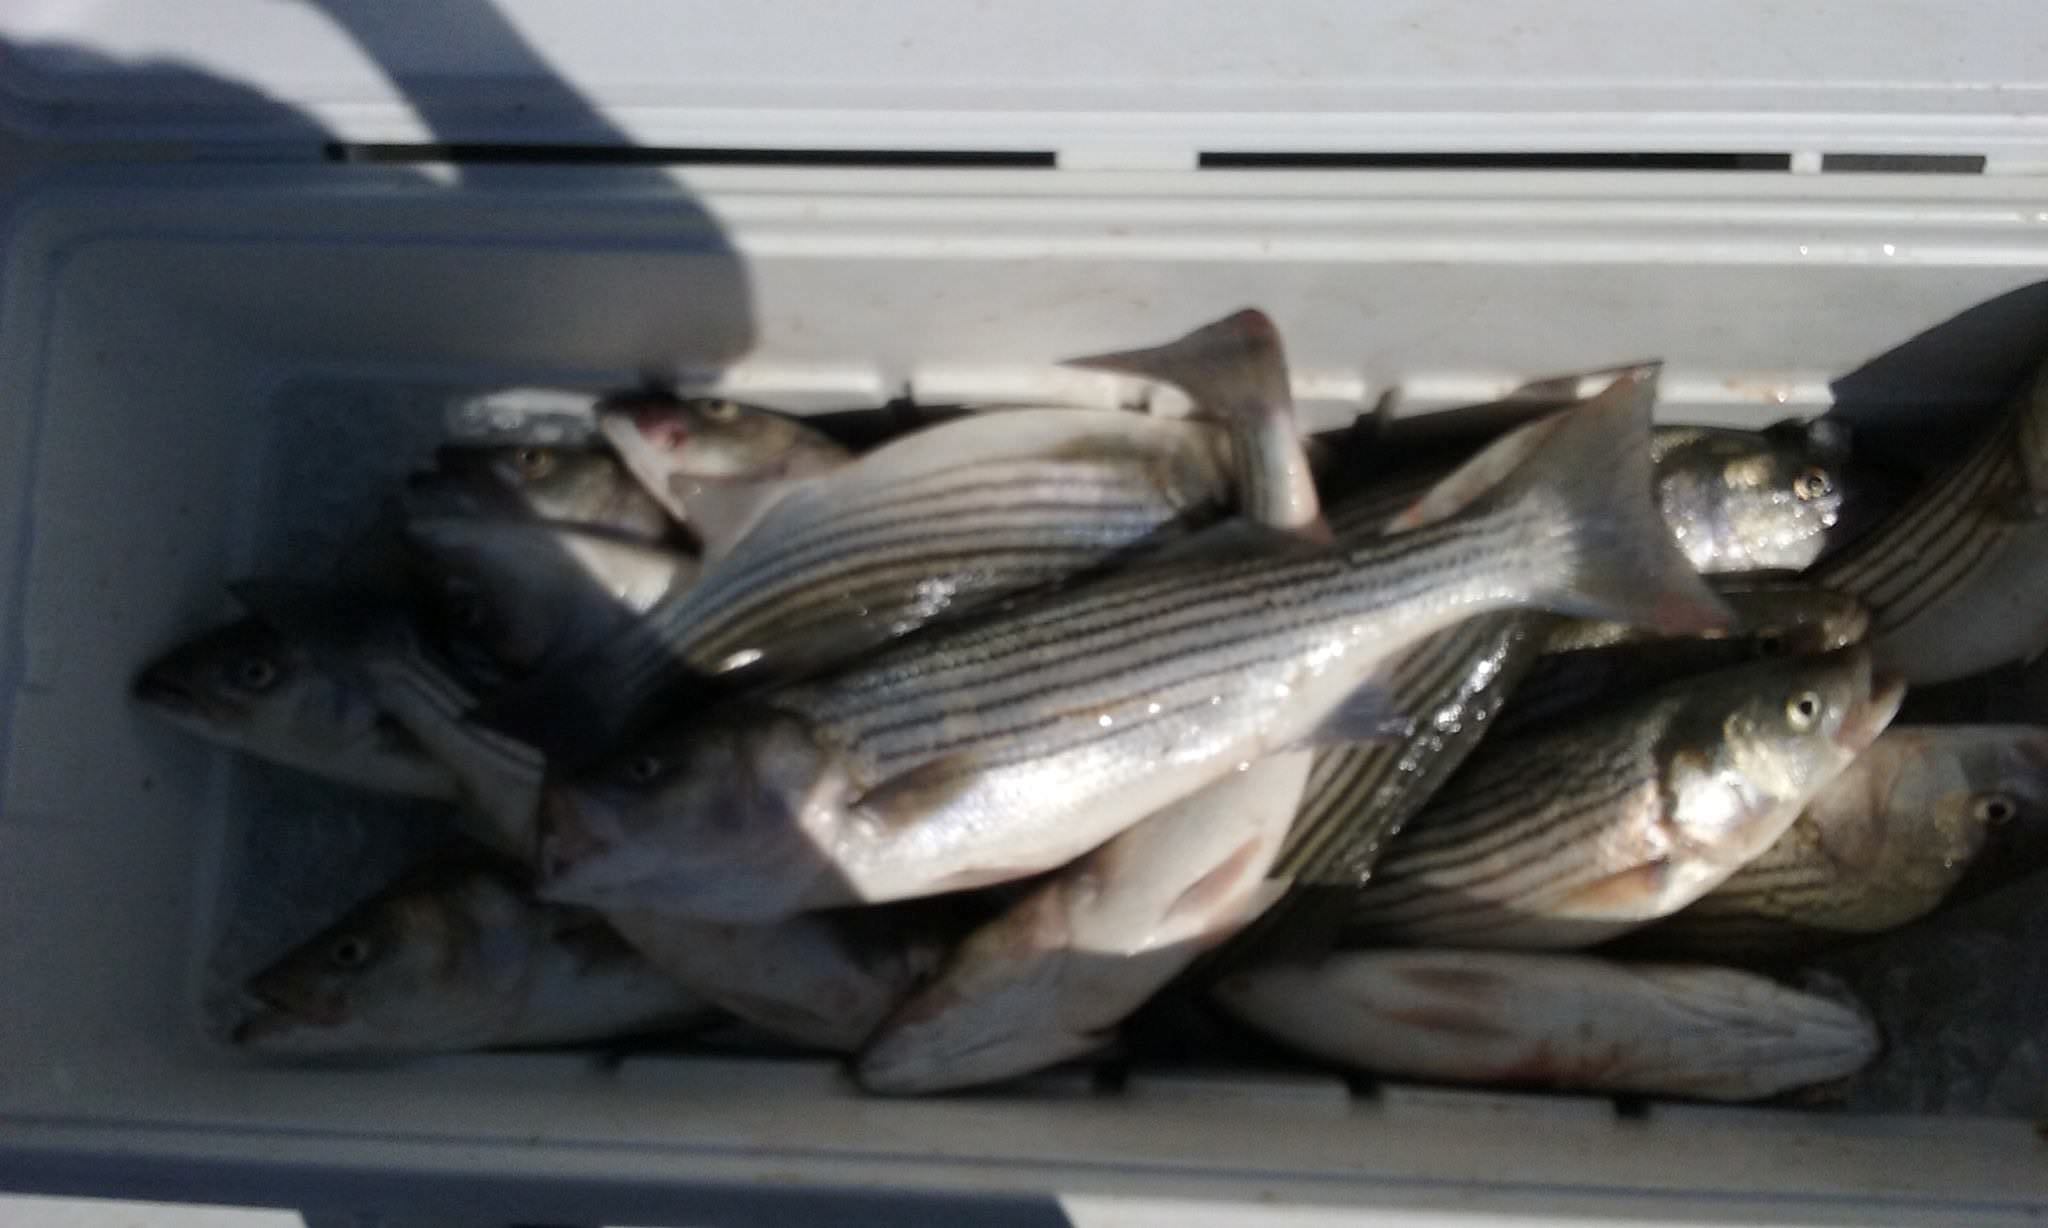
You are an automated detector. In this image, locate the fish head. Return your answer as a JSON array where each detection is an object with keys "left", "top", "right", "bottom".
[
  {"left": 133, "top": 616, "right": 387, "bottom": 757},
  {"left": 597, "top": 396, "right": 848, "bottom": 522},
  {"left": 536, "top": 706, "right": 840, "bottom": 922},
  {"left": 403, "top": 516, "right": 584, "bottom": 674},
  {"left": 1687, "top": 647, "right": 1896, "bottom": 845},
  {"left": 1655, "top": 426, "right": 1849, "bottom": 574},
  {"left": 1719, "top": 585, "right": 1871, "bottom": 656},
  {"left": 1887, "top": 726, "right": 2048, "bottom": 890},
  {"left": 233, "top": 865, "right": 538, "bottom": 1056},
  {"left": 414, "top": 444, "right": 670, "bottom": 541}
]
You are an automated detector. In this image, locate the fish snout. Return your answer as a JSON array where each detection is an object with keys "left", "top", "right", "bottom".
[{"left": 537, "top": 785, "right": 620, "bottom": 887}]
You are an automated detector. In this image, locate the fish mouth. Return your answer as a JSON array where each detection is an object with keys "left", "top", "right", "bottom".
[
  {"left": 132, "top": 667, "right": 232, "bottom": 725},
  {"left": 231, "top": 986, "right": 346, "bottom": 1047},
  {"left": 1839, "top": 672, "right": 1908, "bottom": 751},
  {"left": 535, "top": 786, "right": 624, "bottom": 893}
]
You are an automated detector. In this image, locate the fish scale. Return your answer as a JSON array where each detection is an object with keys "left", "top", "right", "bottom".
[{"left": 542, "top": 372, "right": 1734, "bottom": 921}]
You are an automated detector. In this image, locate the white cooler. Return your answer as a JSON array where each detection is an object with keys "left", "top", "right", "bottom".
[{"left": 1, "top": 2, "right": 2045, "bottom": 1223}]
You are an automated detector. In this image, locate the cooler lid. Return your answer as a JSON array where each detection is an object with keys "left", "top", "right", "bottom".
[{"left": 4, "top": 0, "right": 2048, "bottom": 162}]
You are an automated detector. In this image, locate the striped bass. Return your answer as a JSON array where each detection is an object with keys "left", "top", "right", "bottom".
[
  {"left": 1814, "top": 359, "right": 2048, "bottom": 684},
  {"left": 854, "top": 705, "right": 1313, "bottom": 1093},
  {"left": 1339, "top": 647, "right": 1902, "bottom": 949},
  {"left": 1214, "top": 949, "right": 1878, "bottom": 1101},
  {"left": 300, "top": 618, "right": 938, "bottom": 1049},
  {"left": 597, "top": 393, "right": 853, "bottom": 558},
  {"left": 489, "top": 311, "right": 1319, "bottom": 749},
  {"left": 537, "top": 369, "right": 1732, "bottom": 922},
  {"left": 133, "top": 609, "right": 460, "bottom": 803},
  {"left": 233, "top": 858, "right": 710, "bottom": 1058},
  {"left": 1635, "top": 724, "right": 2048, "bottom": 956}
]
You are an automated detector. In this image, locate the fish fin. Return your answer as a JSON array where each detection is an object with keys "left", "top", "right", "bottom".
[
  {"left": 1066, "top": 308, "right": 1323, "bottom": 536},
  {"left": 359, "top": 637, "right": 546, "bottom": 860},
  {"left": 682, "top": 479, "right": 805, "bottom": 564},
  {"left": 1465, "top": 367, "right": 1732, "bottom": 636},
  {"left": 853, "top": 754, "right": 983, "bottom": 830},
  {"left": 1551, "top": 860, "right": 1674, "bottom": 919},
  {"left": 1298, "top": 682, "right": 1410, "bottom": 747},
  {"left": 1385, "top": 415, "right": 1557, "bottom": 534}
]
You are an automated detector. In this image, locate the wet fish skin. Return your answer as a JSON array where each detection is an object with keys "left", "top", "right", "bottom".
[
  {"left": 538, "top": 370, "right": 1730, "bottom": 922},
  {"left": 501, "top": 313, "right": 1332, "bottom": 753},
  {"left": 1637, "top": 724, "right": 2048, "bottom": 955},
  {"left": 1214, "top": 949, "right": 1879, "bottom": 1101},
  {"left": 233, "top": 859, "right": 708, "bottom": 1057},
  {"left": 857, "top": 751, "right": 1312, "bottom": 1093},
  {"left": 1650, "top": 421, "right": 1848, "bottom": 574},
  {"left": 404, "top": 443, "right": 672, "bottom": 543},
  {"left": 1815, "top": 360, "right": 2048, "bottom": 684},
  {"left": 608, "top": 906, "right": 942, "bottom": 1053},
  {"left": 133, "top": 614, "right": 459, "bottom": 802},
  {"left": 1493, "top": 583, "right": 1871, "bottom": 739},
  {"left": 1341, "top": 647, "right": 1902, "bottom": 949},
  {"left": 405, "top": 514, "right": 697, "bottom": 681},
  {"left": 598, "top": 395, "right": 854, "bottom": 558}
]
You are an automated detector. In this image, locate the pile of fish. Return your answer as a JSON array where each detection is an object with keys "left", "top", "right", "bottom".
[{"left": 136, "top": 309, "right": 2048, "bottom": 1104}]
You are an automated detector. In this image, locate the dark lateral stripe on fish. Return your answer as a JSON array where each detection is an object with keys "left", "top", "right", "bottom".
[
  {"left": 614, "top": 460, "right": 1204, "bottom": 671},
  {"left": 1818, "top": 417, "right": 2010, "bottom": 592},
  {"left": 366, "top": 647, "right": 546, "bottom": 774},
  {"left": 682, "top": 545, "right": 1143, "bottom": 661},
  {"left": 1275, "top": 617, "right": 1518, "bottom": 878},
  {"left": 861, "top": 641, "right": 1374, "bottom": 775},
  {"left": 1819, "top": 420, "right": 2017, "bottom": 617},
  {"left": 826, "top": 510, "right": 1540, "bottom": 734},
  {"left": 836, "top": 522, "right": 1546, "bottom": 767},
  {"left": 1375, "top": 753, "right": 1651, "bottom": 885}
]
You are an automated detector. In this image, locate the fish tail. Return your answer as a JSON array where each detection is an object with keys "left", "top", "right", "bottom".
[
  {"left": 1066, "top": 308, "right": 1324, "bottom": 535},
  {"left": 1473, "top": 367, "right": 1732, "bottom": 636},
  {"left": 362, "top": 633, "right": 547, "bottom": 859}
]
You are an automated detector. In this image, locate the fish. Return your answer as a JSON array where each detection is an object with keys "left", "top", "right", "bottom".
[
  {"left": 1813, "top": 358, "right": 2048, "bottom": 684},
  {"left": 247, "top": 604, "right": 933, "bottom": 1049},
  {"left": 596, "top": 394, "right": 855, "bottom": 558},
  {"left": 607, "top": 906, "right": 943, "bottom": 1053},
  {"left": 537, "top": 368, "right": 1731, "bottom": 923},
  {"left": 857, "top": 325, "right": 1330, "bottom": 1091},
  {"left": 486, "top": 310, "right": 1320, "bottom": 748},
  {"left": 404, "top": 514, "right": 698, "bottom": 681},
  {"left": 132, "top": 613, "right": 460, "bottom": 802},
  {"left": 1632, "top": 725, "right": 2048, "bottom": 956},
  {"left": 232, "top": 858, "right": 709, "bottom": 1058},
  {"left": 1338, "top": 647, "right": 1903, "bottom": 949},
  {"left": 1213, "top": 949, "right": 1879, "bottom": 1101},
  {"left": 1649, "top": 419, "right": 1851, "bottom": 574},
  {"left": 857, "top": 751, "right": 1313, "bottom": 1094},
  {"left": 1491, "top": 582, "right": 1872, "bottom": 739},
  {"left": 1259, "top": 453, "right": 1870, "bottom": 895},
  {"left": 402, "top": 443, "right": 673, "bottom": 544}
]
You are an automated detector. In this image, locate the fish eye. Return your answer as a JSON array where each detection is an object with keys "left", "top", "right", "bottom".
[
  {"left": 1793, "top": 466, "right": 1833, "bottom": 502},
  {"left": 1785, "top": 690, "right": 1823, "bottom": 730},
  {"left": 232, "top": 655, "right": 279, "bottom": 692},
  {"left": 1755, "top": 633, "right": 1786, "bottom": 658},
  {"left": 625, "top": 754, "right": 663, "bottom": 784},
  {"left": 327, "top": 934, "right": 374, "bottom": 970},
  {"left": 703, "top": 400, "right": 742, "bottom": 423},
  {"left": 512, "top": 447, "right": 556, "bottom": 480},
  {"left": 1975, "top": 793, "right": 2019, "bottom": 825}
]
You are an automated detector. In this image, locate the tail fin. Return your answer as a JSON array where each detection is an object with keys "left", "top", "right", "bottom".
[
  {"left": 1066, "top": 308, "right": 1325, "bottom": 539},
  {"left": 357, "top": 631, "right": 547, "bottom": 862},
  {"left": 1447, "top": 367, "right": 1731, "bottom": 636}
]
